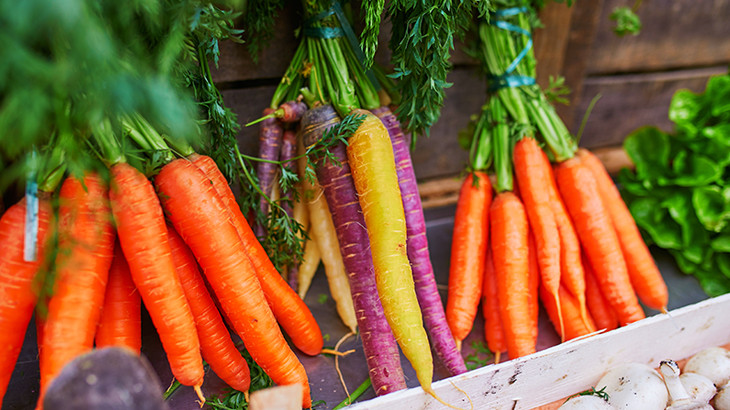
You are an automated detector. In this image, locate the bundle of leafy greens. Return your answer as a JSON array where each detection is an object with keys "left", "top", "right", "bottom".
[
  {"left": 618, "top": 73, "right": 730, "bottom": 297},
  {"left": 242, "top": 0, "right": 490, "bottom": 140},
  {"left": 0, "top": 0, "right": 207, "bottom": 189},
  {"left": 459, "top": 0, "right": 576, "bottom": 175}
]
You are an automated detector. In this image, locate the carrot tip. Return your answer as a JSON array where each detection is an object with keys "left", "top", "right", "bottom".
[
  {"left": 426, "top": 381, "right": 474, "bottom": 410},
  {"left": 494, "top": 351, "right": 501, "bottom": 365},
  {"left": 194, "top": 385, "right": 205, "bottom": 407},
  {"left": 455, "top": 340, "right": 462, "bottom": 352},
  {"left": 320, "top": 348, "right": 356, "bottom": 357},
  {"left": 554, "top": 292, "right": 565, "bottom": 343},
  {"left": 660, "top": 306, "right": 669, "bottom": 315}
]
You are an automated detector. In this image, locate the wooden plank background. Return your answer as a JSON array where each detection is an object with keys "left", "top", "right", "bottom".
[{"left": 213, "top": 0, "right": 730, "bottom": 206}]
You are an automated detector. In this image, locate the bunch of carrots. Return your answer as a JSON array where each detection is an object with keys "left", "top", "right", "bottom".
[
  {"left": 446, "top": 5, "right": 669, "bottom": 363},
  {"left": 243, "top": 0, "right": 472, "bottom": 404},
  {"left": 0, "top": 118, "right": 326, "bottom": 409}
]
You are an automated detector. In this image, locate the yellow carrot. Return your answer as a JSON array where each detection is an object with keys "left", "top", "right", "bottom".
[
  {"left": 296, "top": 130, "right": 356, "bottom": 331},
  {"left": 306, "top": 178, "right": 357, "bottom": 333},
  {"left": 346, "top": 109, "right": 434, "bottom": 395},
  {"left": 297, "top": 231, "right": 321, "bottom": 299}
]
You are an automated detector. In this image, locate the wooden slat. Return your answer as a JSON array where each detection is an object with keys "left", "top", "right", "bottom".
[
  {"left": 348, "top": 294, "right": 730, "bottom": 410},
  {"left": 212, "top": 7, "right": 301, "bottom": 84},
  {"left": 587, "top": 0, "right": 730, "bottom": 76},
  {"left": 211, "top": 6, "right": 478, "bottom": 86},
  {"left": 222, "top": 66, "right": 483, "bottom": 184},
  {"left": 533, "top": 1, "right": 575, "bottom": 88},
  {"left": 553, "top": 0, "right": 605, "bottom": 128},
  {"left": 573, "top": 66, "right": 726, "bottom": 149}
]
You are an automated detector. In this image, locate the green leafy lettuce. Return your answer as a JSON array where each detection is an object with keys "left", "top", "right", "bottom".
[{"left": 619, "top": 73, "right": 730, "bottom": 296}]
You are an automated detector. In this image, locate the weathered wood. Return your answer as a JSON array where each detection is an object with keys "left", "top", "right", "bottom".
[
  {"left": 587, "top": 0, "right": 730, "bottom": 75},
  {"left": 554, "top": 0, "right": 605, "bottom": 128},
  {"left": 222, "top": 66, "right": 483, "bottom": 184},
  {"left": 534, "top": 1, "right": 575, "bottom": 88},
  {"left": 212, "top": 8, "right": 301, "bottom": 84},
  {"left": 573, "top": 66, "right": 726, "bottom": 149},
  {"left": 348, "top": 293, "right": 730, "bottom": 410}
]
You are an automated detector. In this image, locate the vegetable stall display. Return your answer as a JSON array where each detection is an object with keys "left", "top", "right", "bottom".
[
  {"left": 0, "top": 0, "right": 323, "bottom": 408},
  {"left": 1, "top": 0, "right": 721, "bottom": 409},
  {"left": 452, "top": 1, "right": 670, "bottom": 362}
]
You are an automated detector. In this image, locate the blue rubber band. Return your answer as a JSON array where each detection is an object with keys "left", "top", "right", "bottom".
[
  {"left": 487, "top": 7, "right": 536, "bottom": 92},
  {"left": 303, "top": 1, "right": 381, "bottom": 90}
]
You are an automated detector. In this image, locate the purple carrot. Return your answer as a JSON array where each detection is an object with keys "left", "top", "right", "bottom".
[
  {"left": 255, "top": 108, "right": 284, "bottom": 239},
  {"left": 301, "top": 105, "right": 407, "bottom": 396},
  {"left": 373, "top": 106, "right": 467, "bottom": 376},
  {"left": 276, "top": 100, "right": 308, "bottom": 123},
  {"left": 279, "top": 128, "right": 299, "bottom": 290}
]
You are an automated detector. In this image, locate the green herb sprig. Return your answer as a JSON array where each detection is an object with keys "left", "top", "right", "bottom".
[{"left": 386, "top": 0, "right": 491, "bottom": 140}]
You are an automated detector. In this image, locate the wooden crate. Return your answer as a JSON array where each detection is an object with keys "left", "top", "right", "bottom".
[{"left": 346, "top": 293, "right": 730, "bottom": 410}]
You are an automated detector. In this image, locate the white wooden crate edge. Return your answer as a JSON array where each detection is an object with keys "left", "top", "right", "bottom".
[{"left": 347, "top": 293, "right": 730, "bottom": 410}]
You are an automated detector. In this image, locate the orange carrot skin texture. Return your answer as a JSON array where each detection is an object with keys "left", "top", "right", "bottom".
[
  {"left": 347, "top": 110, "right": 434, "bottom": 393},
  {"left": 527, "top": 232, "right": 540, "bottom": 342},
  {"left": 583, "top": 255, "right": 619, "bottom": 332},
  {"left": 155, "top": 159, "right": 310, "bottom": 408},
  {"left": 490, "top": 192, "right": 535, "bottom": 359},
  {"left": 40, "top": 173, "right": 116, "bottom": 399},
  {"left": 482, "top": 245, "right": 506, "bottom": 357},
  {"left": 447, "top": 172, "right": 491, "bottom": 345},
  {"left": 540, "top": 284, "right": 597, "bottom": 341},
  {"left": 541, "top": 154, "right": 588, "bottom": 324},
  {"left": 109, "top": 162, "right": 204, "bottom": 389},
  {"left": 514, "top": 138, "right": 563, "bottom": 331},
  {"left": 95, "top": 243, "right": 141, "bottom": 353},
  {"left": 577, "top": 148, "right": 668, "bottom": 311},
  {"left": 0, "top": 196, "right": 52, "bottom": 405},
  {"left": 555, "top": 158, "right": 645, "bottom": 325},
  {"left": 191, "top": 154, "right": 323, "bottom": 356},
  {"left": 167, "top": 224, "right": 251, "bottom": 393}
]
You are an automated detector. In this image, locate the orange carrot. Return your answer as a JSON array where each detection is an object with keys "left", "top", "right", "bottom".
[
  {"left": 577, "top": 148, "right": 668, "bottom": 312},
  {"left": 582, "top": 253, "right": 619, "bottom": 332},
  {"left": 537, "top": 153, "right": 590, "bottom": 329},
  {"left": 490, "top": 191, "right": 535, "bottom": 359},
  {"left": 446, "top": 171, "right": 491, "bottom": 350},
  {"left": 167, "top": 224, "right": 251, "bottom": 394},
  {"left": 482, "top": 244, "right": 506, "bottom": 363},
  {"left": 155, "top": 159, "right": 311, "bottom": 408},
  {"left": 526, "top": 232, "right": 540, "bottom": 343},
  {"left": 540, "top": 284, "right": 597, "bottom": 341},
  {"left": 190, "top": 154, "right": 323, "bottom": 356},
  {"left": 555, "top": 157, "right": 645, "bottom": 326},
  {"left": 109, "top": 162, "right": 205, "bottom": 399},
  {"left": 0, "top": 196, "right": 53, "bottom": 406},
  {"left": 513, "top": 137, "right": 563, "bottom": 338},
  {"left": 40, "top": 173, "right": 116, "bottom": 402},
  {"left": 95, "top": 242, "right": 141, "bottom": 354}
]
